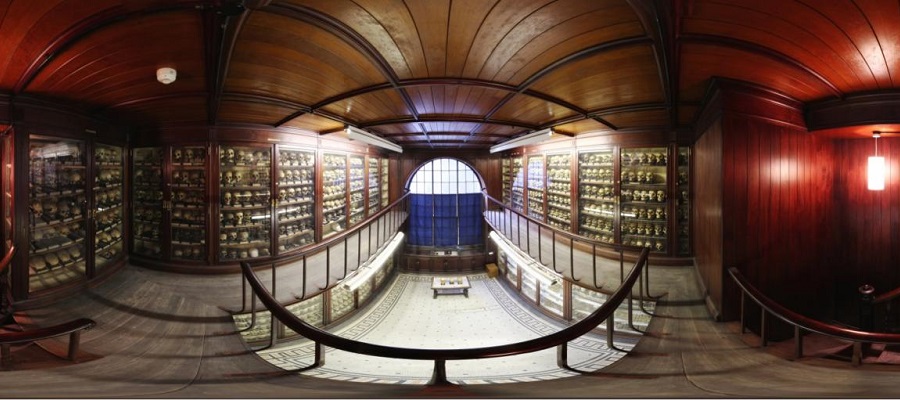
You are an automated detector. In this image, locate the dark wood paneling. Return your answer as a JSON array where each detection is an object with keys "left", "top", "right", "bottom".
[
  {"left": 834, "top": 138, "right": 900, "bottom": 298},
  {"left": 693, "top": 117, "right": 723, "bottom": 319},
  {"left": 720, "top": 104, "right": 836, "bottom": 322}
]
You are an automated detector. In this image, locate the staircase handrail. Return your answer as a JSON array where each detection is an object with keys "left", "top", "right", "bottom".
[{"left": 729, "top": 267, "right": 900, "bottom": 364}]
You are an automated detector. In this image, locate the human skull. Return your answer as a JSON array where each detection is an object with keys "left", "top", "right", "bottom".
[
  {"left": 239, "top": 231, "right": 250, "bottom": 242},
  {"left": 43, "top": 200, "right": 58, "bottom": 216},
  {"left": 239, "top": 250, "right": 249, "bottom": 259},
  {"left": 235, "top": 212, "right": 244, "bottom": 225},
  {"left": 174, "top": 249, "right": 184, "bottom": 258},
  {"left": 176, "top": 191, "right": 186, "bottom": 202},
  {"left": 242, "top": 191, "right": 253, "bottom": 204},
  {"left": 237, "top": 150, "right": 246, "bottom": 163},
  {"left": 111, "top": 229, "right": 121, "bottom": 240},
  {"left": 278, "top": 170, "right": 285, "bottom": 181},
  {"left": 224, "top": 171, "right": 234, "bottom": 185},
  {"left": 228, "top": 231, "right": 238, "bottom": 242},
  {"left": 69, "top": 247, "right": 81, "bottom": 259},
  {"left": 190, "top": 172, "right": 202, "bottom": 184},
  {"left": 251, "top": 170, "right": 261, "bottom": 184},
  {"left": 31, "top": 200, "right": 43, "bottom": 216},
  {"left": 46, "top": 253, "right": 60, "bottom": 267},
  {"left": 278, "top": 189, "right": 286, "bottom": 201},
  {"left": 249, "top": 248, "right": 259, "bottom": 258},
  {"left": 174, "top": 149, "right": 183, "bottom": 163},
  {"left": 657, "top": 190, "right": 666, "bottom": 202},
  {"left": 223, "top": 191, "right": 233, "bottom": 205},
  {"left": 191, "top": 247, "right": 201, "bottom": 259},
  {"left": 233, "top": 171, "right": 243, "bottom": 185},
  {"left": 225, "top": 148, "right": 235, "bottom": 161}
]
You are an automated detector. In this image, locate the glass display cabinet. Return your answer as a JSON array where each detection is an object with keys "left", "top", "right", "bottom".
[
  {"left": 578, "top": 149, "right": 616, "bottom": 243},
  {"left": 2, "top": 132, "right": 12, "bottom": 252},
  {"left": 620, "top": 146, "right": 668, "bottom": 253},
  {"left": 545, "top": 153, "right": 571, "bottom": 231},
  {"left": 366, "top": 156, "right": 381, "bottom": 216},
  {"left": 93, "top": 144, "right": 125, "bottom": 271},
  {"left": 380, "top": 159, "right": 389, "bottom": 207},
  {"left": 510, "top": 156, "right": 524, "bottom": 213},
  {"left": 170, "top": 145, "right": 207, "bottom": 262},
  {"left": 501, "top": 157, "right": 511, "bottom": 205},
  {"left": 27, "top": 137, "right": 88, "bottom": 292},
  {"left": 526, "top": 155, "right": 545, "bottom": 220},
  {"left": 348, "top": 155, "right": 365, "bottom": 226},
  {"left": 218, "top": 145, "right": 272, "bottom": 262},
  {"left": 322, "top": 153, "right": 348, "bottom": 238},
  {"left": 132, "top": 147, "right": 163, "bottom": 259},
  {"left": 677, "top": 147, "right": 690, "bottom": 256},
  {"left": 275, "top": 147, "right": 315, "bottom": 255}
]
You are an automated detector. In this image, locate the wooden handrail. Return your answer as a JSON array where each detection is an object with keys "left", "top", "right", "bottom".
[
  {"left": 874, "top": 286, "right": 900, "bottom": 304},
  {"left": 240, "top": 247, "right": 650, "bottom": 384},
  {"left": 0, "top": 317, "right": 96, "bottom": 368},
  {"left": 729, "top": 267, "right": 900, "bottom": 364},
  {"left": 0, "top": 245, "right": 15, "bottom": 274},
  {"left": 483, "top": 191, "right": 641, "bottom": 254},
  {"left": 247, "top": 192, "right": 411, "bottom": 270}
]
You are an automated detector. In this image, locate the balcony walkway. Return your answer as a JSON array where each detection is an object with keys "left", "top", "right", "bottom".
[{"left": 2, "top": 212, "right": 900, "bottom": 397}]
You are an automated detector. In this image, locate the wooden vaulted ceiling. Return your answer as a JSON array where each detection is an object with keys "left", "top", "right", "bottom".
[{"left": 1, "top": 0, "right": 900, "bottom": 149}]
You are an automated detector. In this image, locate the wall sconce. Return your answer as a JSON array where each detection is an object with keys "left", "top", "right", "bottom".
[{"left": 868, "top": 131, "right": 885, "bottom": 191}]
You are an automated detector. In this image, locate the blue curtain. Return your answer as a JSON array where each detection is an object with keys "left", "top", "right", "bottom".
[
  {"left": 457, "top": 193, "right": 483, "bottom": 245},
  {"left": 408, "top": 193, "right": 482, "bottom": 246},
  {"left": 409, "top": 194, "right": 433, "bottom": 246}
]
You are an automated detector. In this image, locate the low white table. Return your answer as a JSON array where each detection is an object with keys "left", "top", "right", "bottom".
[{"left": 431, "top": 276, "right": 470, "bottom": 298}]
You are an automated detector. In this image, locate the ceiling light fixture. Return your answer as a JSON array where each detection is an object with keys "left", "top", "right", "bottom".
[
  {"left": 490, "top": 128, "right": 559, "bottom": 154},
  {"left": 345, "top": 126, "right": 402, "bottom": 153},
  {"left": 869, "top": 131, "right": 885, "bottom": 191},
  {"left": 156, "top": 67, "right": 177, "bottom": 85}
]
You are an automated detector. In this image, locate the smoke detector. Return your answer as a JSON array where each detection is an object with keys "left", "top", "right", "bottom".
[{"left": 156, "top": 67, "right": 177, "bottom": 85}]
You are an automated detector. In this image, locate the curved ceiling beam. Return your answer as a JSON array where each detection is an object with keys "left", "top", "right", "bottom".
[
  {"left": 679, "top": 33, "right": 842, "bottom": 98},
  {"left": 208, "top": 2, "right": 250, "bottom": 125},
  {"left": 626, "top": 0, "right": 676, "bottom": 127},
  {"left": 360, "top": 116, "right": 539, "bottom": 131},
  {"left": 13, "top": 1, "right": 211, "bottom": 94},
  {"left": 267, "top": 3, "right": 420, "bottom": 121}
]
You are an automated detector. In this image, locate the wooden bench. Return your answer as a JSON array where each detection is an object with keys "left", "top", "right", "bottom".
[{"left": 0, "top": 318, "right": 96, "bottom": 368}]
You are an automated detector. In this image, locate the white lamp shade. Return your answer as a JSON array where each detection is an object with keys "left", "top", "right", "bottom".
[
  {"left": 156, "top": 67, "right": 177, "bottom": 84},
  {"left": 868, "top": 156, "right": 885, "bottom": 190}
]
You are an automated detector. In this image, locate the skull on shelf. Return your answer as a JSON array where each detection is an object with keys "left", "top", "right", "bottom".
[
  {"left": 239, "top": 231, "right": 250, "bottom": 242},
  {"left": 223, "top": 171, "right": 234, "bottom": 185},
  {"left": 251, "top": 170, "right": 261, "bottom": 184},
  {"left": 234, "top": 212, "right": 244, "bottom": 226},
  {"left": 223, "top": 191, "right": 233, "bottom": 206},
  {"left": 233, "top": 171, "right": 243, "bottom": 185},
  {"left": 224, "top": 148, "right": 235, "bottom": 163},
  {"left": 173, "top": 149, "right": 183, "bottom": 163}
]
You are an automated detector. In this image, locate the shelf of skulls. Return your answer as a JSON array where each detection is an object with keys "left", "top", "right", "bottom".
[
  {"left": 171, "top": 169, "right": 206, "bottom": 189},
  {"left": 172, "top": 147, "right": 207, "bottom": 166},
  {"left": 29, "top": 236, "right": 84, "bottom": 273}
]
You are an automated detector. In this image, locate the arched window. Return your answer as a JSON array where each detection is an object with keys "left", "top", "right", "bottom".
[{"left": 406, "top": 158, "right": 484, "bottom": 247}]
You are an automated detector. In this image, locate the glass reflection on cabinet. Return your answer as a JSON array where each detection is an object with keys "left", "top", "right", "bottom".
[
  {"left": 367, "top": 157, "right": 381, "bottom": 216},
  {"left": 620, "top": 147, "right": 667, "bottom": 253},
  {"left": 219, "top": 145, "right": 271, "bottom": 261},
  {"left": 132, "top": 147, "right": 163, "bottom": 259},
  {"left": 93, "top": 144, "right": 125, "bottom": 271},
  {"left": 677, "top": 147, "right": 690, "bottom": 256},
  {"left": 28, "top": 137, "right": 87, "bottom": 292},
  {"left": 348, "top": 155, "right": 365, "bottom": 226},
  {"left": 526, "top": 155, "right": 545, "bottom": 220},
  {"left": 380, "top": 159, "right": 389, "bottom": 207},
  {"left": 171, "top": 146, "right": 207, "bottom": 261},
  {"left": 322, "top": 153, "right": 347, "bottom": 238},
  {"left": 545, "top": 153, "right": 571, "bottom": 231},
  {"left": 276, "top": 148, "right": 315, "bottom": 254},
  {"left": 578, "top": 149, "right": 615, "bottom": 244}
]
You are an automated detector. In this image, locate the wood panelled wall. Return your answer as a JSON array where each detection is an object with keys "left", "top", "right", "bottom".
[
  {"left": 694, "top": 80, "right": 838, "bottom": 321},
  {"left": 834, "top": 138, "right": 900, "bottom": 299},
  {"left": 693, "top": 118, "right": 723, "bottom": 319}
]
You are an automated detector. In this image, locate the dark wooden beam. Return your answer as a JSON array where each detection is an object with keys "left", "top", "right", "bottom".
[{"left": 207, "top": 2, "right": 249, "bottom": 125}]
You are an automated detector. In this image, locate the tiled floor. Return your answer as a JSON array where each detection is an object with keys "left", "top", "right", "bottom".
[{"left": 258, "top": 273, "right": 642, "bottom": 385}]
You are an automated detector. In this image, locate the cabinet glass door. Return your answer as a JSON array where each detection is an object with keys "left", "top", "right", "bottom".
[
  {"left": 510, "top": 156, "right": 524, "bottom": 213},
  {"left": 28, "top": 137, "right": 87, "bottom": 292},
  {"left": 367, "top": 157, "right": 381, "bottom": 216},
  {"left": 322, "top": 153, "right": 347, "bottom": 238},
  {"left": 219, "top": 145, "right": 272, "bottom": 261},
  {"left": 171, "top": 146, "right": 207, "bottom": 262},
  {"left": 526, "top": 155, "right": 545, "bottom": 220},
  {"left": 380, "top": 159, "right": 389, "bottom": 207},
  {"left": 93, "top": 144, "right": 125, "bottom": 271},
  {"left": 677, "top": 147, "right": 690, "bottom": 256},
  {"left": 275, "top": 147, "right": 315, "bottom": 254},
  {"left": 578, "top": 149, "right": 615, "bottom": 243},
  {"left": 546, "top": 153, "right": 571, "bottom": 231},
  {"left": 2, "top": 132, "right": 13, "bottom": 251},
  {"left": 620, "top": 147, "right": 668, "bottom": 253},
  {"left": 348, "top": 155, "right": 365, "bottom": 226},
  {"left": 501, "top": 157, "right": 511, "bottom": 206},
  {"left": 132, "top": 147, "right": 163, "bottom": 259}
]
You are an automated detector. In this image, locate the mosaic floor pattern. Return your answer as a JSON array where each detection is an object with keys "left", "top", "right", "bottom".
[{"left": 257, "top": 273, "right": 643, "bottom": 385}]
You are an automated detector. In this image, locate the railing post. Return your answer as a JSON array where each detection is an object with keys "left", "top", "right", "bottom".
[
  {"left": 606, "top": 314, "right": 615, "bottom": 349},
  {"left": 740, "top": 291, "right": 745, "bottom": 334},
  {"left": 537, "top": 225, "right": 542, "bottom": 264},
  {"left": 852, "top": 342, "right": 863, "bottom": 366},
  {"left": 313, "top": 341, "right": 326, "bottom": 367},
  {"left": 793, "top": 325, "right": 803, "bottom": 360},
  {"left": 67, "top": 330, "right": 81, "bottom": 361},
  {"left": 859, "top": 284, "right": 875, "bottom": 332},
  {"left": 760, "top": 310, "right": 767, "bottom": 347},
  {"left": 556, "top": 342, "right": 568, "bottom": 368},
  {"left": 428, "top": 359, "right": 451, "bottom": 386}
]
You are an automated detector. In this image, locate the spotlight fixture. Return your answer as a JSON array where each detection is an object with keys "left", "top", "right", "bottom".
[
  {"left": 869, "top": 131, "right": 885, "bottom": 191},
  {"left": 344, "top": 126, "right": 402, "bottom": 153},
  {"left": 156, "top": 67, "right": 177, "bottom": 85},
  {"left": 489, "top": 128, "right": 562, "bottom": 154}
]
